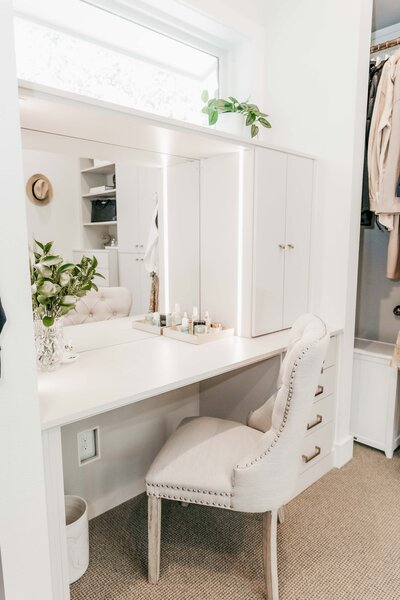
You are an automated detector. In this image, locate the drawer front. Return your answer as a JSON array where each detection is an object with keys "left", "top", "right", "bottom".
[
  {"left": 299, "top": 422, "right": 334, "bottom": 472},
  {"left": 323, "top": 336, "right": 337, "bottom": 369},
  {"left": 305, "top": 394, "right": 334, "bottom": 436},
  {"left": 315, "top": 365, "right": 336, "bottom": 401}
]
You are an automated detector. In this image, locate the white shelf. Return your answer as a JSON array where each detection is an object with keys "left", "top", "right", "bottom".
[
  {"left": 83, "top": 221, "right": 118, "bottom": 227},
  {"left": 82, "top": 188, "right": 116, "bottom": 199},
  {"left": 81, "top": 163, "right": 115, "bottom": 175}
]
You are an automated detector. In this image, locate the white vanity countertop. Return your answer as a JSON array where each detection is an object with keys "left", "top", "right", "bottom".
[
  {"left": 64, "top": 317, "right": 152, "bottom": 353},
  {"left": 39, "top": 322, "right": 342, "bottom": 430}
]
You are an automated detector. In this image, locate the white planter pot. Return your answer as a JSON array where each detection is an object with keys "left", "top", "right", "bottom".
[
  {"left": 65, "top": 495, "right": 89, "bottom": 584},
  {"left": 215, "top": 112, "right": 252, "bottom": 138}
]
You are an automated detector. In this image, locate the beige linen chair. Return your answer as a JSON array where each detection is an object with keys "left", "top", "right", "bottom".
[
  {"left": 145, "top": 314, "right": 329, "bottom": 599},
  {"left": 62, "top": 286, "right": 132, "bottom": 326}
]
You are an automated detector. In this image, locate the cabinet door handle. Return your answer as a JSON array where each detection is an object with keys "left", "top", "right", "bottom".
[
  {"left": 302, "top": 446, "right": 321, "bottom": 464},
  {"left": 287, "top": 243, "right": 294, "bottom": 249},
  {"left": 315, "top": 385, "right": 324, "bottom": 397},
  {"left": 278, "top": 244, "right": 286, "bottom": 249},
  {"left": 307, "top": 414, "right": 323, "bottom": 431}
]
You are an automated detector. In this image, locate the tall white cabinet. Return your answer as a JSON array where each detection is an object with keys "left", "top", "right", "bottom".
[{"left": 252, "top": 147, "right": 314, "bottom": 336}]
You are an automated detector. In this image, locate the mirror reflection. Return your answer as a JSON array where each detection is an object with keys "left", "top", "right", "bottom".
[{"left": 22, "top": 133, "right": 200, "bottom": 325}]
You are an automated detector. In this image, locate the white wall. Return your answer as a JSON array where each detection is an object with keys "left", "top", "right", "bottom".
[
  {"left": 166, "top": 161, "right": 200, "bottom": 315},
  {"left": 23, "top": 149, "right": 81, "bottom": 261},
  {"left": 0, "top": 2, "right": 53, "bottom": 598},
  {"left": 261, "top": 0, "right": 373, "bottom": 463},
  {"left": 356, "top": 224, "right": 400, "bottom": 343},
  {"left": 62, "top": 385, "right": 199, "bottom": 519}
]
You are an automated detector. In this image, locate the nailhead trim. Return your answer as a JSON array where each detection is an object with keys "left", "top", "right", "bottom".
[
  {"left": 235, "top": 328, "right": 326, "bottom": 470},
  {"left": 147, "top": 491, "right": 231, "bottom": 508},
  {"left": 145, "top": 482, "right": 230, "bottom": 497}
]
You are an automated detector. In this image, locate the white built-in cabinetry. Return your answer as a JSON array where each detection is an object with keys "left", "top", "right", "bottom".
[
  {"left": 296, "top": 335, "right": 337, "bottom": 493},
  {"left": 117, "top": 164, "right": 162, "bottom": 314},
  {"left": 351, "top": 339, "right": 400, "bottom": 458},
  {"left": 72, "top": 248, "right": 119, "bottom": 287},
  {"left": 252, "top": 147, "right": 314, "bottom": 336}
]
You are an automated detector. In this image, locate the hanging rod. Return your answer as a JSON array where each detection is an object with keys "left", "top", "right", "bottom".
[{"left": 370, "top": 37, "right": 400, "bottom": 54}]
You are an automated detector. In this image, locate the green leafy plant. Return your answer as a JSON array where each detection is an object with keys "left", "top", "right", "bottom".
[
  {"left": 30, "top": 240, "right": 104, "bottom": 327},
  {"left": 201, "top": 90, "right": 271, "bottom": 138}
]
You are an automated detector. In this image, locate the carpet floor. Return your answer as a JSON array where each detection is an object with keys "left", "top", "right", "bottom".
[{"left": 70, "top": 443, "right": 400, "bottom": 599}]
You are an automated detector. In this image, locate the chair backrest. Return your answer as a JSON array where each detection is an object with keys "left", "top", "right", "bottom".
[
  {"left": 62, "top": 287, "right": 132, "bottom": 326},
  {"left": 233, "top": 314, "right": 329, "bottom": 512}
]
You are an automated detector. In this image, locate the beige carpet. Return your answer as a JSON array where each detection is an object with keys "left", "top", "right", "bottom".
[{"left": 71, "top": 443, "right": 400, "bottom": 600}]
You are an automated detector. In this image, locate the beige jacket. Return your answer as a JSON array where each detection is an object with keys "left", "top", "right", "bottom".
[{"left": 368, "top": 51, "right": 400, "bottom": 228}]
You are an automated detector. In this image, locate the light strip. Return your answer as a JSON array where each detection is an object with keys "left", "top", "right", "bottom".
[
  {"left": 162, "top": 165, "right": 170, "bottom": 313},
  {"left": 237, "top": 150, "right": 245, "bottom": 336}
]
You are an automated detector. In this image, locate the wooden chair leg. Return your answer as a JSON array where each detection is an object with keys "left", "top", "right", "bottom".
[
  {"left": 277, "top": 506, "right": 285, "bottom": 524},
  {"left": 148, "top": 496, "right": 161, "bottom": 584},
  {"left": 263, "top": 510, "right": 279, "bottom": 600}
]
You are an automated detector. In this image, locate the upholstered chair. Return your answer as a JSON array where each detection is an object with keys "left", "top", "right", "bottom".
[
  {"left": 62, "top": 287, "right": 132, "bottom": 326},
  {"left": 145, "top": 314, "right": 329, "bottom": 599}
]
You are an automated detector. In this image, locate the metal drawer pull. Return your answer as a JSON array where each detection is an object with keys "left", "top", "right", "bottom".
[
  {"left": 302, "top": 446, "right": 321, "bottom": 464},
  {"left": 315, "top": 385, "right": 324, "bottom": 397},
  {"left": 307, "top": 414, "right": 323, "bottom": 430}
]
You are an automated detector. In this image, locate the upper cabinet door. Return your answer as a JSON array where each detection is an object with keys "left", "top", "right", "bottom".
[
  {"left": 252, "top": 148, "right": 287, "bottom": 336},
  {"left": 283, "top": 155, "right": 314, "bottom": 328},
  {"left": 116, "top": 163, "right": 139, "bottom": 252}
]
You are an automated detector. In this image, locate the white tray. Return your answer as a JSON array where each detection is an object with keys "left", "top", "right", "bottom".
[
  {"left": 132, "top": 320, "right": 164, "bottom": 335},
  {"left": 163, "top": 326, "right": 234, "bottom": 345}
]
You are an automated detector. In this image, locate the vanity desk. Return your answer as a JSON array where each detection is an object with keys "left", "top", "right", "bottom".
[{"left": 39, "top": 320, "right": 341, "bottom": 600}]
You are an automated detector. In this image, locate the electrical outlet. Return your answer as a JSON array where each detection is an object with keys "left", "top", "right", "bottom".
[{"left": 77, "top": 427, "right": 100, "bottom": 466}]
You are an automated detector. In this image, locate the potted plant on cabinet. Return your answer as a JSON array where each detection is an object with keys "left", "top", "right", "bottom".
[{"left": 201, "top": 90, "right": 271, "bottom": 137}]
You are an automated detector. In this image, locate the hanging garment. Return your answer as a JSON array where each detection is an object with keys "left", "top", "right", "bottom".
[
  {"left": 144, "top": 203, "right": 159, "bottom": 275},
  {"left": 361, "top": 60, "right": 386, "bottom": 226},
  {"left": 0, "top": 297, "right": 6, "bottom": 377},
  {"left": 387, "top": 215, "right": 400, "bottom": 280},
  {"left": 377, "top": 60, "right": 400, "bottom": 230},
  {"left": 368, "top": 50, "right": 400, "bottom": 216}
]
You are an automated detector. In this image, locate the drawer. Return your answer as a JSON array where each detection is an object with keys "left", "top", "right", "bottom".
[
  {"left": 299, "top": 422, "right": 334, "bottom": 473},
  {"left": 314, "top": 365, "right": 336, "bottom": 401},
  {"left": 305, "top": 394, "right": 334, "bottom": 436},
  {"left": 323, "top": 336, "right": 337, "bottom": 369}
]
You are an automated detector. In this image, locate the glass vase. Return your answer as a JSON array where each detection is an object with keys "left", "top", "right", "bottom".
[{"left": 34, "top": 317, "right": 64, "bottom": 371}]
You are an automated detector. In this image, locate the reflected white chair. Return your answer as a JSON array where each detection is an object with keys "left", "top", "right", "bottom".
[
  {"left": 145, "top": 314, "right": 329, "bottom": 599},
  {"left": 62, "top": 286, "right": 132, "bottom": 326}
]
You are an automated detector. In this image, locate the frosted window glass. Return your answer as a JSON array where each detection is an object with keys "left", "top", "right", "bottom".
[{"left": 14, "top": 17, "right": 218, "bottom": 125}]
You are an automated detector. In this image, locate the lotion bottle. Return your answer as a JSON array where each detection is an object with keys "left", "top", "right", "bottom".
[
  {"left": 204, "top": 310, "right": 211, "bottom": 333},
  {"left": 191, "top": 306, "right": 199, "bottom": 334},
  {"left": 181, "top": 312, "right": 189, "bottom": 334}
]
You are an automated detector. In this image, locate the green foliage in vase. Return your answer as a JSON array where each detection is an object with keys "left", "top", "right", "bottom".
[
  {"left": 30, "top": 240, "right": 104, "bottom": 327},
  {"left": 201, "top": 90, "right": 272, "bottom": 138}
]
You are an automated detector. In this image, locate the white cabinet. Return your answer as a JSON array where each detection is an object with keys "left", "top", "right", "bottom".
[
  {"left": 118, "top": 252, "right": 151, "bottom": 315},
  {"left": 72, "top": 248, "right": 119, "bottom": 287},
  {"left": 252, "top": 148, "right": 314, "bottom": 336},
  {"left": 116, "top": 163, "right": 161, "bottom": 253},
  {"left": 351, "top": 338, "right": 400, "bottom": 458}
]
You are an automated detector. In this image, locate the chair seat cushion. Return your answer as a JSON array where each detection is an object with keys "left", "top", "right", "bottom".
[{"left": 146, "top": 416, "right": 262, "bottom": 509}]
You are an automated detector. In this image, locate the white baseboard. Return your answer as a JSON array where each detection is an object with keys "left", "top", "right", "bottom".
[{"left": 333, "top": 435, "right": 353, "bottom": 468}]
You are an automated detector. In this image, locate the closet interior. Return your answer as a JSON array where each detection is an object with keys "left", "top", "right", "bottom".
[{"left": 352, "top": 3, "right": 400, "bottom": 457}]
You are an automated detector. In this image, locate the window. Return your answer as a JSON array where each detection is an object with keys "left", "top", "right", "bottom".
[{"left": 14, "top": 14, "right": 219, "bottom": 125}]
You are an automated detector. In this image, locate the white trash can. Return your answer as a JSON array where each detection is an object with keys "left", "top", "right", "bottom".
[{"left": 65, "top": 495, "right": 89, "bottom": 584}]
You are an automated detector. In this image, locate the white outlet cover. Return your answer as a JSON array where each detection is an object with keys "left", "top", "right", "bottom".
[{"left": 77, "top": 428, "right": 99, "bottom": 464}]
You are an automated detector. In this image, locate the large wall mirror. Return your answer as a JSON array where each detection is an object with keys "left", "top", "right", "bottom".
[{"left": 21, "top": 127, "right": 200, "bottom": 319}]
